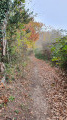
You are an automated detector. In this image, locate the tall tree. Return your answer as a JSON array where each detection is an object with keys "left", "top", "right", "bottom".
[{"left": 0, "top": 0, "right": 31, "bottom": 83}]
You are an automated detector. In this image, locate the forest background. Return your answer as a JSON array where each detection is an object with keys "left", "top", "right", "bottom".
[{"left": 0, "top": 0, "right": 67, "bottom": 84}]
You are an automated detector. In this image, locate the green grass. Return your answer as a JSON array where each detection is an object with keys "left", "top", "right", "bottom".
[
  {"left": 35, "top": 53, "right": 47, "bottom": 60},
  {"left": 34, "top": 48, "right": 52, "bottom": 61}
]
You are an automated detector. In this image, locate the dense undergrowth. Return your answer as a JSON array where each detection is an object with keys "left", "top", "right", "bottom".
[
  {"left": 34, "top": 48, "right": 51, "bottom": 61},
  {"left": 34, "top": 36, "right": 67, "bottom": 70},
  {"left": 51, "top": 36, "right": 67, "bottom": 69}
]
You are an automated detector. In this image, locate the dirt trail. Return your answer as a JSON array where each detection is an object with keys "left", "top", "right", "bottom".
[
  {"left": 27, "top": 55, "right": 67, "bottom": 120},
  {"left": 29, "top": 56, "right": 50, "bottom": 120},
  {"left": 0, "top": 55, "right": 67, "bottom": 120}
]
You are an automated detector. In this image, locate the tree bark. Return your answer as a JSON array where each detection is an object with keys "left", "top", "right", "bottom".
[{"left": 0, "top": 19, "right": 7, "bottom": 84}]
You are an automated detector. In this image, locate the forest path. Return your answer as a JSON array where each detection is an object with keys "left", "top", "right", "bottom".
[
  {"left": 26, "top": 55, "right": 59, "bottom": 120},
  {"left": 27, "top": 55, "right": 67, "bottom": 120},
  {"left": 0, "top": 55, "right": 67, "bottom": 120},
  {"left": 28, "top": 55, "right": 49, "bottom": 120}
]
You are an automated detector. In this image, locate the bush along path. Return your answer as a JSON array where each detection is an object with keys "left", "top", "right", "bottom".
[{"left": 0, "top": 55, "right": 67, "bottom": 120}]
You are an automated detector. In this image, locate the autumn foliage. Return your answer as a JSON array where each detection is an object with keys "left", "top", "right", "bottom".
[{"left": 23, "top": 21, "right": 43, "bottom": 42}]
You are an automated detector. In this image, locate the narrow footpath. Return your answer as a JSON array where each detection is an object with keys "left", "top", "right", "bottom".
[{"left": 0, "top": 55, "right": 67, "bottom": 120}]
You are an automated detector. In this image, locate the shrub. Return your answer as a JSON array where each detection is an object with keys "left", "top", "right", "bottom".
[
  {"left": 34, "top": 48, "right": 51, "bottom": 61},
  {"left": 51, "top": 36, "right": 67, "bottom": 69}
]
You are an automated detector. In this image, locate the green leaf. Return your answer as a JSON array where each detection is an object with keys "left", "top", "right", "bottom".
[{"left": 9, "top": 96, "right": 15, "bottom": 101}]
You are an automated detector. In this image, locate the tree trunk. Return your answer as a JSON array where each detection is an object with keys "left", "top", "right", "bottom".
[{"left": 0, "top": 19, "right": 7, "bottom": 84}]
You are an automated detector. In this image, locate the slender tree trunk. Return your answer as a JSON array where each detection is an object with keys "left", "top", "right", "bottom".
[{"left": 0, "top": 19, "right": 7, "bottom": 84}]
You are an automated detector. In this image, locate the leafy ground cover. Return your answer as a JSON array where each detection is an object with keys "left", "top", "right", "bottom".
[{"left": 0, "top": 55, "right": 67, "bottom": 120}]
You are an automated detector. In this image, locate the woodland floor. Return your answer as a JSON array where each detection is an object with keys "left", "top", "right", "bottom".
[{"left": 0, "top": 55, "right": 67, "bottom": 120}]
